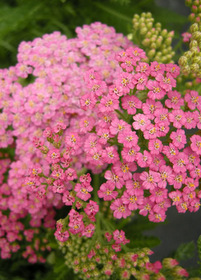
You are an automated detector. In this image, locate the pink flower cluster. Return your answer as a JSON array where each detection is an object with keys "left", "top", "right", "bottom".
[
  {"left": 0, "top": 21, "right": 201, "bottom": 277},
  {"left": 25, "top": 45, "right": 201, "bottom": 244},
  {"left": 0, "top": 22, "right": 132, "bottom": 261}
]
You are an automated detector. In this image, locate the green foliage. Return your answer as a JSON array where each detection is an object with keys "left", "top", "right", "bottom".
[
  {"left": 0, "top": 257, "right": 47, "bottom": 280},
  {"left": 174, "top": 241, "right": 196, "bottom": 262},
  {"left": 0, "top": 0, "right": 189, "bottom": 68},
  {"left": 122, "top": 214, "right": 161, "bottom": 249}
]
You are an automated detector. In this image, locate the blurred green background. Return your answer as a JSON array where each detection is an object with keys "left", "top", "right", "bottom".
[{"left": 0, "top": 0, "right": 189, "bottom": 68}]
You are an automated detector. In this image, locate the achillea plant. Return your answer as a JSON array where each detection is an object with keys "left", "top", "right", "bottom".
[
  {"left": 0, "top": 17, "right": 200, "bottom": 280},
  {"left": 129, "top": 12, "right": 175, "bottom": 63},
  {"left": 179, "top": 0, "right": 201, "bottom": 78}
]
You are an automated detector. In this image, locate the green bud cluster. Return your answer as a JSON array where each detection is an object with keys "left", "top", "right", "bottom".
[
  {"left": 185, "top": 0, "right": 201, "bottom": 23},
  {"left": 130, "top": 12, "right": 175, "bottom": 63},
  {"left": 57, "top": 233, "right": 153, "bottom": 280},
  {"left": 179, "top": 0, "right": 201, "bottom": 77},
  {"left": 56, "top": 233, "right": 193, "bottom": 280}
]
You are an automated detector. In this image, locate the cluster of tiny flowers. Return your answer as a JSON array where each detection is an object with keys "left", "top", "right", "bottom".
[
  {"left": 1, "top": 20, "right": 200, "bottom": 279},
  {"left": 0, "top": 23, "right": 132, "bottom": 261},
  {"left": 130, "top": 12, "right": 175, "bottom": 63},
  {"left": 58, "top": 232, "right": 190, "bottom": 280},
  {"left": 0, "top": 152, "right": 54, "bottom": 262},
  {"left": 72, "top": 46, "right": 201, "bottom": 224},
  {"left": 179, "top": 0, "right": 201, "bottom": 77},
  {"left": 23, "top": 43, "right": 201, "bottom": 278}
]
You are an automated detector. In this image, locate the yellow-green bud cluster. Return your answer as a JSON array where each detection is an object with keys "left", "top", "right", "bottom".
[
  {"left": 130, "top": 12, "right": 175, "bottom": 63},
  {"left": 58, "top": 234, "right": 152, "bottom": 280},
  {"left": 186, "top": 0, "right": 201, "bottom": 23},
  {"left": 179, "top": 0, "right": 201, "bottom": 77},
  {"left": 56, "top": 234, "right": 192, "bottom": 280}
]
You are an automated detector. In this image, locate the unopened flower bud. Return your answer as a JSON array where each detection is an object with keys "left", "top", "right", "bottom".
[
  {"left": 184, "top": 50, "right": 192, "bottom": 59},
  {"left": 192, "top": 55, "right": 201, "bottom": 64},
  {"left": 185, "top": 0, "right": 192, "bottom": 7},
  {"left": 192, "top": 5, "right": 198, "bottom": 13},
  {"left": 147, "top": 22, "right": 153, "bottom": 29},
  {"left": 148, "top": 49, "right": 156, "bottom": 58},
  {"left": 155, "top": 22, "right": 161, "bottom": 29},
  {"left": 190, "top": 39, "right": 198, "bottom": 48},
  {"left": 189, "top": 13, "right": 195, "bottom": 21},
  {"left": 161, "top": 29, "right": 168, "bottom": 36},
  {"left": 178, "top": 56, "right": 188, "bottom": 66},
  {"left": 190, "top": 63, "right": 200, "bottom": 72},
  {"left": 146, "top": 12, "right": 152, "bottom": 18},
  {"left": 165, "top": 37, "right": 173, "bottom": 45},
  {"left": 127, "top": 33, "right": 133, "bottom": 40},
  {"left": 140, "top": 27, "right": 148, "bottom": 35},
  {"left": 142, "top": 38, "right": 150, "bottom": 46},
  {"left": 156, "top": 36, "right": 162, "bottom": 47},
  {"left": 192, "top": 30, "right": 201, "bottom": 40},
  {"left": 182, "top": 65, "right": 191, "bottom": 75},
  {"left": 150, "top": 42, "right": 156, "bottom": 49},
  {"left": 191, "top": 46, "right": 199, "bottom": 53},
  {"left": 190, "top": 23, "right": 199, "bottom": 33}
]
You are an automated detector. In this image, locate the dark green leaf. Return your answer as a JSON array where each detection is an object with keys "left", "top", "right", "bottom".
[{"left": 174, "top": 241, "right": 196, "bottom": 261}]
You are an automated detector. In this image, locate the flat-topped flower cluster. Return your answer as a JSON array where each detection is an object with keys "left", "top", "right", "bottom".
[
  {"left": 0, "top": 22, "right": 131, "bottom": 263},
  {"left": 25, "top": 45, "right": 200, "bottom": 279},
  {"left": 0, "top": 21, "right": 200, "bottom": 279}
]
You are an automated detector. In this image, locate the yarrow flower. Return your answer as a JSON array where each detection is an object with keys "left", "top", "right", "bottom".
[{"left": 0, "top": 21, "right": 199, "bottom": 280}]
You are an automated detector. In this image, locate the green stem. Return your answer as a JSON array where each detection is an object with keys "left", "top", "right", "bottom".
[{"left": 92, "top": 173, "right": 100, "bottom": 203}]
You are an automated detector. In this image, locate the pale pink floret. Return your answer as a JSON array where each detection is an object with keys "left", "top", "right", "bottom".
[
  {"left": 140, "top": 171, "right": 160, "bottom": 190},
  {"left": 104, "top": 169, "right": 125, "bottom": 189},
  {"left": 102, "top": 146, "right": 119, "bottom": 164},
  {"left": 156, "top": 73, "right": 176, "bottom": 92},
  {"left": 168, "top": 109, "right": 186, "bottom": 128},
  {"left": 133, "top": 73, "right": 148, "bottom": 90},
  {"left": 132, "top": 114, "right": 151, "bottom": 131},
  {"left": 148, "top": 211, "right": 166, "bottom": 222},
  {"left": 110, "top": 198, "right": 131, "bottom": 219},
  {"left": 118, "top": 128, "right": 138, "bottom": 148},
  {"left": 170, "top": 129, "right": 187, "bottom": 149},
  {"left": 84, "top": 200, "right": 99, "bottom": 216},
  {"left": 99, "top": 95, "right": 119, "bottom": 113},
  {"left": 82, "top": 224, "right": 95, "bottom": 238},
  {"left": 110, "top": 119, "right": 129, "bottom": 135},
  {"left": 121, "top": 95, "right": 142, "bottom": 115},
  {"left": 136, "top": 150, "right": 152, "bottom": 168},
  {"left": 184, "top": 111, "right": 197, "bottom": 129},
  {"left": 146, "top": 80, "right": 166, "bottom": 100},
  {"left": 116, "top": 72, "right": 134, "bottom": 94},
  {"left": 121, "top": 190, "right": 143, "bottom": 210},
  {"left": 121, "top": 145, "right": 140, "bottom": 162},
  {"left": 54, "top": 229, "right": 69, "bottom": 242},
  {"left": 113, "top": 229, "right": 129, "bottom": 244},
  {"left": 158, "top": 165, "right": 174, "bottom": 188},
  {"left": 74, "top": 183, "right": 93, "bottom": 201},
  {"left": 98, "top": 182, "right": 118, "bottom": 201},
  {"left": 184, "top": 90, "right": 200, "bottom": 110},
  {"left": 165, "top": 90, "right": 184, "bottom": 109},
  {"left": 182, "top": 32, "right": 192, "bottom": 42},
  {"left": 148, "top": 139, "right": 163, "bottom": 155},
  {"left": 142, "top": 99, "right": 163, "bottom": 120},
  {"left": 150, "top": 61, "right": 165, "bottom": 77},
  {"left": 190, "top": 135, "right": 201, "bottom": 155},
  {"left": 165, "top": 63, "right": 180, "bottom": 78}
]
